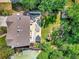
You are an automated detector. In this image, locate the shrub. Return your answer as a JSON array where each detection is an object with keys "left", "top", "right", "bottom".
[
  {"left": 0, "top": 9, "right": 12, "bottom": 16},
  {"left": 41, "top": 15, "right": 56, "bottom": 28},
  {"left": 0, "top": 27, "right": 7, "bottom": 34},
  {"left": 12, "top": 2, "right": 23, "bottom": 11},
  {"left": 0, "top": 36, "right": 14, "bottom": 59}
]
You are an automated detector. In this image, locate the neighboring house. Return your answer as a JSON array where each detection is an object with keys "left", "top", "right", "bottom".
[
  {"left": 6, "top": 13, "right": 30, "bottom": 48},
  {"left": 0, "top": 0, "right": 12, "bottom": 10}
]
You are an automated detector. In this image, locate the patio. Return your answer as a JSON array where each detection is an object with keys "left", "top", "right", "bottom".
[{"left": 11, "top": 50, "right": 41, "bottom": 59}]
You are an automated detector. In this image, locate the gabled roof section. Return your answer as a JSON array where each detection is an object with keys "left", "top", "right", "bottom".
[{"left": 6, "top": 13, "right": 30, "bottom": 47}]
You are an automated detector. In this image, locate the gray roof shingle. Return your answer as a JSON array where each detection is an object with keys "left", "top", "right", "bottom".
[{"left": 6, "top": 14, "right": 30, "bottom": 47}]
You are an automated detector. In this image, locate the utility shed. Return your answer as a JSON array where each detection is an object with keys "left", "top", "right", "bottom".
[
  {"left": 0, "top": 0, "right": 12, "bottom": 10},
  {"left": 6, "top": 13, "right": 30, "bottom": 48}
]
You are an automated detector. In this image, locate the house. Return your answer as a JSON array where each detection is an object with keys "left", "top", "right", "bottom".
[
  {"left": 0, "top": 0, "right": 12, "bottom": 10},
  {"left": 6, "top": 13, "right": 30, "bottom": 48},
  {"left": 6, "top": 11, "right": 41, "bottom": 49}
]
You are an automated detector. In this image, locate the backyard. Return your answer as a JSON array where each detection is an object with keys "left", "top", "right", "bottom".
[{"left": 41, "top": 12, "right": 61, "bottom": 43}]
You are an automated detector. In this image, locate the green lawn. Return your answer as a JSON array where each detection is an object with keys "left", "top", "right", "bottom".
[
  {"left": 41, "top": 24, "right": 53, "bottom": 43},
  {"left": 0, "top": 36, "right": 13, "bottom": 59}
]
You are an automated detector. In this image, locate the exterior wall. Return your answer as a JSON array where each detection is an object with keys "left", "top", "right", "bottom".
[
  {"left": 30, "top": 15, "right": 41, "bottom": 43},
  {"left": 0, "top": 3, "right": 12, "bottom": 10}
]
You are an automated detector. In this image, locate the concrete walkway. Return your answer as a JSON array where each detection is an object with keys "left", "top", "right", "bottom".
[{"left": 11, "top": 50, "right": 41, "bottom": 59}]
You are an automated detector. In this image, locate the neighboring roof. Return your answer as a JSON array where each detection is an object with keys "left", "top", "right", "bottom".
[
  {"left": 0, "top": 0, "right": 11, "bottom": 2},
  {"left": 6, "top": 14, "right": 30, "bottom": 47}
]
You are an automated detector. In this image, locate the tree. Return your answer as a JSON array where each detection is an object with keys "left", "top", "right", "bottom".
[
  {"left": 48, "top": 50, "right": 63, "bottom": 59},
  {"left": 52, "top": 3, "right": 79, "bottom": 44},
  {"left": 20, "top": 0, "right": 38, "bottom": 10},
  {"left": 0, "top": 37, "right": 14, "bottom": 59},
  {"left": 67, "top": 3, "right": 79, "bottom": 43},
  {"left": 41, "top": 15, "right": 56, "bottom": 28},
  {"left": 38, "top": 1, "right": 79, "bottom": 59},
  {"left": 38, "top": 0, "right": 67, "bottom": 12}
]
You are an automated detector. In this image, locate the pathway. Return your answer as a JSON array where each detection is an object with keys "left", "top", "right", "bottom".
[{"left": 11, "top": 50, "right": 41, "bottom": 59}]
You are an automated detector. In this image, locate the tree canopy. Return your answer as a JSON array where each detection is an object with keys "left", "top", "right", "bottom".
[
  {"left": 38, "top": 0, "right": 67, "bottom": 12},
  {"left": 20, "top": 0, "right": 39, "bottom": 10}
]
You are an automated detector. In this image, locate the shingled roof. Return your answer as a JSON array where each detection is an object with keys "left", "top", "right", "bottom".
[{"left": 6, "top": 14, "right": 30, "bottom": 48}]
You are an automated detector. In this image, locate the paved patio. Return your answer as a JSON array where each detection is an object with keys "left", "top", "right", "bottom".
[{"left": 11, "top": 50, "right": 41, "bottom": 59}]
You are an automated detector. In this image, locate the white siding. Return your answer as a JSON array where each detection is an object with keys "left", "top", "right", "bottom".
[{"left": 0, "top": 16, "right": 7, "bottom": 27}]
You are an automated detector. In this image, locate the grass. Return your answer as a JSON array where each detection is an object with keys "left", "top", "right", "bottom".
[
  {"left": 0, "top": 36, "right": 13, "bottom": 59},
  {"left": 41, "top": 24, "right": 53, "bottom": 43},
  {"left": 37, "top": 51, "right": 48, "bottom": 59},
  {"left": 0, "top": 36, "right": 6, "bottom": 47}
]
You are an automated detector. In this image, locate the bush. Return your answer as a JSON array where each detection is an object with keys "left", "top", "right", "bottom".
[
  {"left": 37, "top": 44, "right": 79, "bottom": 59},
  {"left": 0, "top": 27, "right": 7, "bottom": 35},
  {"left": 12, "top": 2, "right": 23, "bottom": 11},
  {"left": 0, "top": 9, "right": 12, "bottom": 16},
  {"left": 0, "top": 36, "right": 6, "bottom": 47},
  {"left": 0, "top": 27, "right": 7, "bottom": 33},
  {"left": 37, "top": 51, "right": 48, "bottom": 59},
  {"left": 0, "top": 47, "right": 14, "bottom": 59},
  {"left": 41, "top": 15, "right": 56, "bottom": 28},
  {"left": 0, "top": 36, "right": 14, "bottom": 59}
]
